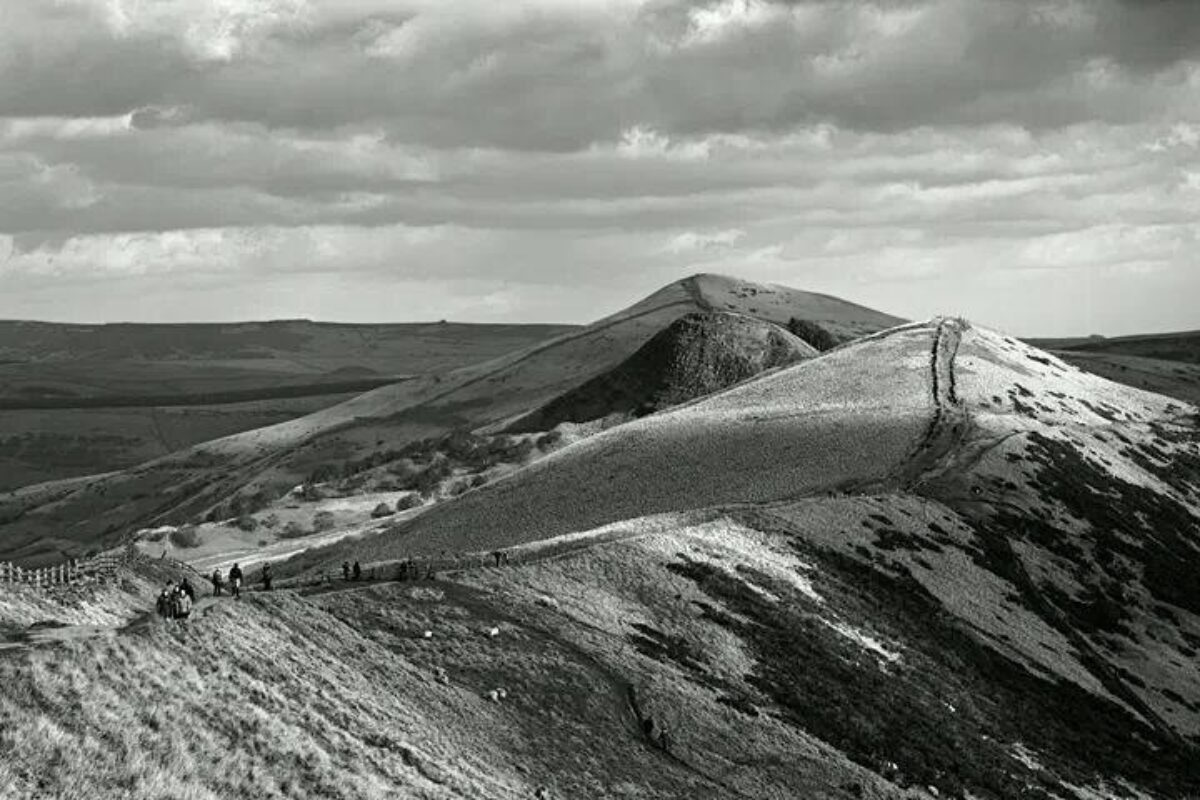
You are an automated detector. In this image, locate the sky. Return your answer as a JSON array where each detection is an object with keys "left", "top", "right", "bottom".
[{"left": 1, "top": 0, "right": 1198, "bottom": 336}]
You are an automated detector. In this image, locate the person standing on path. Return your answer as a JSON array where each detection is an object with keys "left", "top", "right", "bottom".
[
  {"left": 229, "top": 563, "right": 243, "bottom": 600},
  {"left": 262, "top": 563, "right": 273, "bottom": 591},
  {"left": 342, "top": 561, "right": 351, "bottom": 582},
  {"left": 210, "top": 569, "right": 223, "bottom": 597},
  {"left": 352, "top": 561, "right": 362, "bottom": 581}
]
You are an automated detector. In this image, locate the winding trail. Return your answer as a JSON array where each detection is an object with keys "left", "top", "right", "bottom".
[{"left": 898, "top": 318, "right": 969, "bottom": 490}]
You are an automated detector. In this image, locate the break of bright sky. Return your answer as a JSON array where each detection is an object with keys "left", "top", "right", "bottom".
[{"left": 1, "top": 0, "right": 1198, "bottom": 335}]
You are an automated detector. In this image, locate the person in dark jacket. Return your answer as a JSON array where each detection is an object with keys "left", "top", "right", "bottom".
[
  {"left": 228, "top": 563, "right": 243, "bottom": 599},
  {"left": 156, "top": 584, "right": 172, "bottom": 617},
  {"left": 210, "top": 569, "right": 223, "bottom": 596},
  {"left": 262, "top": 563, "right": 273, "bottom": 591},
  {"left": 352, "top": 561, "right": 362, "bottom": 581},
  {"left": 342, "top": 561, "right": 351, "bottom": 581}
]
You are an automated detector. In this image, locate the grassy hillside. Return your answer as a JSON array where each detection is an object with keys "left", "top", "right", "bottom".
[
  {"left": 0, "top": 551, "right": 897, "bottom": 800},
  {"left": 310, "top": 321, "right": 936, "bottom": 564},
  {"left": 0, "top": 275, "right": 902, "bottom": 565},
  {"left": 1046, "top": 351, "right": 1200, "bottom": 406},
  {"left": 507, "top": 311, "right": 817, "bottom": 432},
  {"left": 2, "top": 316, "right": 1198, "bottom": 798},
  {"left": 286, "top": 319, "right": 1200, "bottom": 784}
]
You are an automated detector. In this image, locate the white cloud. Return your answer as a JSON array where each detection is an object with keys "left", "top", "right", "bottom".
[
  {"left": 0, "top": 0, "right": 1197, "bottom": 334},
  {"left": 664, "top": 228, "right": 746, "bottom": 253}
]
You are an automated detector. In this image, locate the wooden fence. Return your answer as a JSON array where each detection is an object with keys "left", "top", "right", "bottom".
[{"left": 0, "top": 552, "right": 123, "bottom": 588}]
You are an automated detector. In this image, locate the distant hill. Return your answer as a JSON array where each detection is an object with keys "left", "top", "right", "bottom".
[
  {"left": 0, "top": 320, "right": 575, "bottom": 491},
  {"left": 1027, "top": 330, "right": 1200, "bottom": 365},
  {"left": 506, "top": 311, "right": 817, "bottom": 432},
  {"left": 0, "top": 274, "right": 903, "bottom": 564},
  {"left": 0, "top": 320, "right": 577, "bottom": 400}
]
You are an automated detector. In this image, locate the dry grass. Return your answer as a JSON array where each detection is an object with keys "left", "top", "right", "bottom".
[{"left": 317, "top": 322, "right": 938, "bottom": 567}]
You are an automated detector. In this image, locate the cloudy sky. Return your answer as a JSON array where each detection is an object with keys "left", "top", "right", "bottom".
[{"left": 1, "top": 0, "right": 1198, "bottom": 335}]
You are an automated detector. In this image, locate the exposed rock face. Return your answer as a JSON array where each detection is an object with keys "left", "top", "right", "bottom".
[{"left": 507, "top": 311, "right": 817, "bottom": 432}]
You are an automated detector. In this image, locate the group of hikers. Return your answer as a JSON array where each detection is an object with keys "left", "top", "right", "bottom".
[
  {"left": 158, "top": 561, "right": 279, "bottom": 619},
  {"left": 155, "top": 577, "right": 196, "bottom": 620},
  {"left": 208, "top": 561, "right": 274, "bottom": 597},
  {"left": 157, "top": 549, "right": 509, "bottom": 618}
]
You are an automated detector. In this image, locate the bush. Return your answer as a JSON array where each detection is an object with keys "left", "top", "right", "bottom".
[
  {"left": 312, "top": 511, "right": 336, "bottom": 532},
  {"left": 395, "top": 493, "right": 423, "bottom": 511},
  {"left": 299, "top": 483, "right": 325, "bottom": 502},
  {"left": 371, "top": 502, "right": 394, "bottom": 519},
  {"left": 169, "top": 526, "right": 201, "bottom": 549},
  {"left": 235, "top": 515, "right": 258, "bottom": 532},
  {"left": 786, "top": 318, "right": 839, "bottom": 351},
  {"left": 535, "top": 430, "right": 563, "bottom": 450},
  {"left": 279, "top": 521, "right": 307, "bottom": 539}
]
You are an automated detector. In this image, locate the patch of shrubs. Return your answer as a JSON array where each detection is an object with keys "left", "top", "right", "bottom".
[
  {"left": 371, "top": 502, "right": 394, "bottom": 519},
  {"left": 395, "top": 493, "right": 422, "bottom": 511},
  {"left": 169, "top": 526, "right": 201, "bottom": 549},
  {"left": 279, "top": 521, "right": 307, "bottom": 539},
  {"left": 786, "top": 317, "right": 839, "bottom": 351}
]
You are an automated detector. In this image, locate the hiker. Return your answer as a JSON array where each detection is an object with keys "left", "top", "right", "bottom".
[
  {"left": 156, "top": 584, "right": 172, "bottom": 617},
  {"left": 174, "top": 584, "right": 193, "bottom": 621},
  {"left": 180, "top": 577, "right": 195, "bottom": 603},
  {"left": 228, "top": 563, "right": 243, "bottom": 600},
  {"left": 342, "top": 561, "right": 351, "bottom": 581},
  {"left": 210, "top": 569, "right": 223, "bottom": 597},
  {"left": 492, "top": 550, "right": 502, "bottom": 567},
  {"left": 398, "top": 560, "right": 409, "bottom": 581},
  {"left": 262, "top": 563, "right": 273, "bottom": 591},
  {"left": 352, "top": 561, "right": 362, "bottom": 581}
]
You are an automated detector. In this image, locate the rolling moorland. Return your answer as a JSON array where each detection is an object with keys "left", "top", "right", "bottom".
[
  {"left": 0, "top": 274, "right": 902, "bottom": 564},
  {"left": 0, "top": 275, "right": 1198, "bottom": 799},
  {"left": 0, "top": 321, "right": 575, "bottom": 491}
]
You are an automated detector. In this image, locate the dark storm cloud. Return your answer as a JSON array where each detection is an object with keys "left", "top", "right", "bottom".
[{"left": 0, "top": 0, "right": 1197, "bottom": 334}]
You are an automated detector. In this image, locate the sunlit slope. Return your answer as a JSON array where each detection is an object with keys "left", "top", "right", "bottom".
[
  {"left": 0, "top": 275, "right": 902, "bottom": 564},
  {"left": 208, "top": 273, "right": 902, "bottom": 455},
  {"left": 325, "top": 321, "right": 938, "bottom": 562},
  {"left": 506, "top": 311, "right": 818, "bottom": 432}
]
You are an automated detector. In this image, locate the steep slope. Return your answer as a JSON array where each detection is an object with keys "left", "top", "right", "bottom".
[
  {"left": 4, "top": 319, "right": 1199, "bottom": 799},
  {"left": 506, "top": 311, "right": 817, "bottom": 432},
  {"left": 1044, "top": 351, "right": 1200, "bottom": 406},
  {"left": 310, "top": 320, "right": 937, "bottom": 562},
  {"left": 280, "top": 318, "right": 1200, "bottom": 797},
  {"left": 0, "top": 275, "right": 901, "bottom": 565}
]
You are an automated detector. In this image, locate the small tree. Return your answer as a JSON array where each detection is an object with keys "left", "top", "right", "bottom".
[
  {"left": 169, "top": 526, "right": 202, "bottom": 549},
  {"left": 280, "top": 520, "right": 307, "bottom": 539},
  {"left": 395, "top": 493, "right": 422, "bottom": 511},
  {"left": 312, "top": 511, "right": 336, "bottom": 532},
  {"left": 371, "top": 502, "right": 394, "bottom": 519},
  {"left": 786, "top": 318, "right": 839, "bottom": 352}
]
